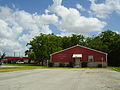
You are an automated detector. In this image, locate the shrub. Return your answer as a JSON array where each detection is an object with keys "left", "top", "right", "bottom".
[
  {"left": 81, "top": 62, "right": 88, "bottom": 67},
  {"left": 48, "top": 62, "right": 54, "bottom": 67},
  {"left": 98, "top": 64, "right": 102, "bottom": 68},
  {"left": 66, "top": 62, "right": 74, "bottom": 67},
  {"left": 59, "top": 62, "right": 65, "bottom": 67},
  {"left": 66, "top": 64, "right": 69, "bottom": 67}
]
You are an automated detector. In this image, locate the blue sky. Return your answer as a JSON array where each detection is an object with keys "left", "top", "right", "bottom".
[
  {"left": 0, "top": 0, "right": 119, "bottom": 33},
  {"left": 0, "top": 0, "right": 120, "bottom": 56}
]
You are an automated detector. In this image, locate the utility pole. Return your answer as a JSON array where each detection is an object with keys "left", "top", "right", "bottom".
[{"left": 14, "top": 52, "right": 15, "bottom": 57}]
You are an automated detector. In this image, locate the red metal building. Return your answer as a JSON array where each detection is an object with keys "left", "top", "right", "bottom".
[{"left": 50, "top": 45, "right": 107, "bottom": 67}]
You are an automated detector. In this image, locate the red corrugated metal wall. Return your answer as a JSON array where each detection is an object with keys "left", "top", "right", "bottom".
[{"left": 51, "top": 46, "right": 107, "bottom": 62}]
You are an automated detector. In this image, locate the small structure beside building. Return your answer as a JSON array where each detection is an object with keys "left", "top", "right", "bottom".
[
  {"left": 50, "top": 45, "right": 107, "bottom": 67},
  {"left": 3, "top": 57, "right": 29, "bottom": 64}
]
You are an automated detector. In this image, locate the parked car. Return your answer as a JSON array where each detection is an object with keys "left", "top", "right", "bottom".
[{"left": 16, "top": 61, "right": 24, "bottom": 64}]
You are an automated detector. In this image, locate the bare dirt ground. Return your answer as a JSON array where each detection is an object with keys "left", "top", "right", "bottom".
[{"left": 0, "top": 68, "right": 120, "bottom": 90}]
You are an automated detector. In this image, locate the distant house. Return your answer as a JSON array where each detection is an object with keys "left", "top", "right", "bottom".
[{"left": 50, "top": 45, "right": 107, "bottom": 67}]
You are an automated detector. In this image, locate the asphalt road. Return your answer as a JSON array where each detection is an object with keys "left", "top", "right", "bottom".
[{"left": 0, "top": 68, "right": 120, "bottom": 90}]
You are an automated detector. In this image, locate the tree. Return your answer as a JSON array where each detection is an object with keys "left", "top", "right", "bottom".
[
  {"left": 86, "top": 36, "right": 108, "bottom": 53},
  {"left": 26, "top": 33, "right": 63, "bottom": 65},
  {"left": 70, "top": 34, "right": 85, "bottom": 46},
  {"left": 0, "top": 52, "right": 6, "bottom": 63},
  {"left": 98, "top": 30, "right": 120, "bottom": 66},
  {"left": 62, "top": 36, "right": 71, "bottom": 49},
  {"left": 25, "top": 49, "right": 36, "bottom": 63}
]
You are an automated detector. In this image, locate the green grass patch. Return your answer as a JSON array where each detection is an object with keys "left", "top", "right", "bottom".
[
  {"left": 108, "top": 66, "right": 120, "bottom": 72},
  {"left": 0, "top": 65, "right": 47, "bottom": 72},
  {"left": 0, "top": 64, "right": 109, "bottom": 72},
  {"left": 3, "top": 64, "right": 46, "bottom": 66}
]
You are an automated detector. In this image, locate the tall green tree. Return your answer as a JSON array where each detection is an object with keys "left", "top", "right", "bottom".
[
  {"left": 70, "top": 34, "right": 85, "bottom": 46},
  {"left": 62, "top": 36, "right": 71, "bottom": 49},
  {"left": 25, "top": 49, "right": 36, "bottom": 63},
  {"left": 86, "top": 36, "right": 108, "bottom": 52},
  {"left": 26, "top": 33, "right": 63, "bottom": 65}
]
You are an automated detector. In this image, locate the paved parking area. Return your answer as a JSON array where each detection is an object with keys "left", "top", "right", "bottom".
[{"left": 0, "top": 68, "right": 120, "bottom": 90}]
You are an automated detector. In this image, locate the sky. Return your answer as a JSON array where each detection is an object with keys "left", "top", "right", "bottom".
[{"left": 0, "top": 0, "right": 120, "bottom": 56}]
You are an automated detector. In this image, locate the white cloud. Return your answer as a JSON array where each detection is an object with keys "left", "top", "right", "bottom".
[
  {"left": 0, "top": 0, "right": 107, "bottom": 56},
  {"left": 0, "top": 6, "right": 54, "bottom": 56},
  {"left": 19, "top": 25, "right": 52, "bottom": 42},
  {"left": 76, "top": 4, "right": 85, "bottom": 11},
  {"left": 57, "top": 32, "right": 73, "bottom": 37},
  {"left": 0, "top": 20, "right": 12, "bottom": 39},
  {"left": 89, "top": 0, "right": 120, "bottom": 18},
  {"left": 48, "top": 0, "right": 106, "bottom": 34},
  {"left": 0, "top": 39, "right": 26, "bottom": 56},
  {"left": 114, "top": 31, "right": 119, "bottom": 34},
  {"left": 36, "top": 14, "right": 58, "bottom": 25}
]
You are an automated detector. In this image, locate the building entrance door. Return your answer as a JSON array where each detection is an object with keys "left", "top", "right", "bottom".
[
  {"left": 74, "top": 58, "right": 81, "bottom": 67},
  {"left": 72, "top": 54, "right": 82, "bottom": 68}
]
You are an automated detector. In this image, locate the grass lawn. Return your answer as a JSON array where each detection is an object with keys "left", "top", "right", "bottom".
[
  {"left": 0, "top": 64, "right": 47, "bottom": 72},
  {"left": 108, "top": 66, "right": 120, "bottom": 72},
  {"left": 1, "top": 64, "right": 117, "bottom": 72},
  {"left": 3, "top": 64, "right": 46, "bottom": 66}
]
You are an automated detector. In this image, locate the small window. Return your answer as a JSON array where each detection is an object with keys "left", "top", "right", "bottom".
[{"left": 88, "top": 56, "right": 93, "bottom": 62}]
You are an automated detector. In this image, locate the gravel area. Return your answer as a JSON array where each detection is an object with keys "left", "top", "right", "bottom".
[{"left": 0, "top": 68, "right": 120, "bottom": 90}]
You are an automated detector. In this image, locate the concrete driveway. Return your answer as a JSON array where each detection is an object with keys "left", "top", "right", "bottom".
[{"left": 0, "top": 68, "right": 120, "bottom": 90}]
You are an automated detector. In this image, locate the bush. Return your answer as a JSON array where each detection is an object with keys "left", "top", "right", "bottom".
[
  {"left": 59, "top": 62, "right": 65, "bottom": 67},
  {"left": 48, "top": 62, "right": 54, "bottom": 67},
  {"left": 81, "top": 62, "right": 88, "bottom": 67},
  {"left": 66, "top": 62, "right": 74, "bottom": 67},
  {"left": 97, "top": 64, "right": 102, "bottom": 68}
]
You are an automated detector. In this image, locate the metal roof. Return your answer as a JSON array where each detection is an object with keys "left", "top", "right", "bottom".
[{"left": 50, "top": 45, "right": 107, "bottom": 56}]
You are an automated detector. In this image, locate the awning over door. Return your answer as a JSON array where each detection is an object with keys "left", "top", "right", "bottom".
[{"left": 72, "top": 54, "right": 82, "bottom": 58}]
